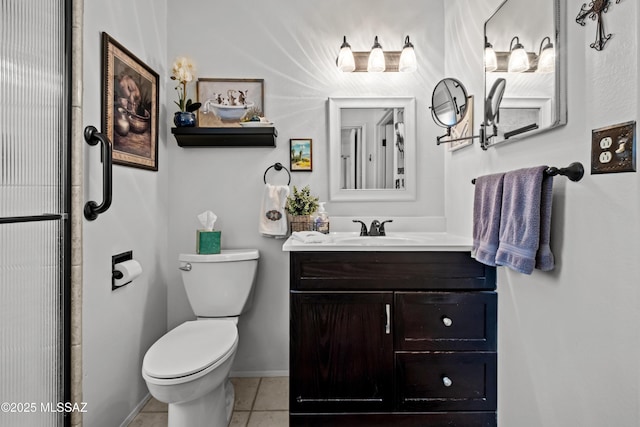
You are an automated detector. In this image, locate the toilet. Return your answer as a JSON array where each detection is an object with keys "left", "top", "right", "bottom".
[{"left": 142, "top": 249, "right": 259, "bottom": 427}]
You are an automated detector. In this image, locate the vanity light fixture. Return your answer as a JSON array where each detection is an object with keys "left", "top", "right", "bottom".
[
  {"left": 367, "top": 36, "right": 386, "bottom": 72},
  {"left": 536, "top": 36, "right": 555, "bottom": 73},
  {"left": 484, "top": 38, "right": 498, "bottom": 72},
  {"left": 336, "top": 35, "right": 416, "bottom": 73},
  {"left": 336, "top": 36, "right": 356, "bottom": 72},
  {"left": 507, "top": 36, "right": 530, "bottom": 73},
  {"left": 398, "top": 36, "right": 417, "bottom": 73}
]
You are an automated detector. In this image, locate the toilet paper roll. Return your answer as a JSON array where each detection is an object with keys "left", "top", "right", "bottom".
[{"left": 113, "top": 259, "right": 142, "bottom": 287}]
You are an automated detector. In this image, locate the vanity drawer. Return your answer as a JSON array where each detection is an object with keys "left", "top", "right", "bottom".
[
  {"left": 291, "top": 252, "right": 496, "bottom": 291},
  {"left": 396, "top": 352, "right": 497, "bottom": 412},
  {"left": 395, "top": 292, "right": 497, "bottom": 351}
]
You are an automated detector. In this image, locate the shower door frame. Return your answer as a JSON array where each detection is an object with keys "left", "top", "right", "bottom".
[{"left": 0, "top": 0, "right": 72, "bottom": 424}]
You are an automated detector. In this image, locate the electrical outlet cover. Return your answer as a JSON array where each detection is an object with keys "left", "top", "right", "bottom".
[{"left": 591, "top": 121, "right": 636, "bottom": 174}]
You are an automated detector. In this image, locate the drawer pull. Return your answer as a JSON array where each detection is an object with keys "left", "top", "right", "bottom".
[
  {"left": 442, "top": 316, "right": 453, "bottom": 327},
  {"left": 385, "top": 304, "right": 391, "bottom": 334},
  {"left": 442, "top": 376, "right": 453, "bottom": 387}
]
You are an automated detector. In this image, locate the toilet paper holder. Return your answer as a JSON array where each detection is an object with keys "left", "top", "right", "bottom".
[{"left": 112, "top": 250, "right": 135, "bottom": 290}]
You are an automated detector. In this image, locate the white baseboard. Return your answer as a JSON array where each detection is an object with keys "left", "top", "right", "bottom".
[{"left": 119, "top": 393, "right": 151, "bottom": 427}]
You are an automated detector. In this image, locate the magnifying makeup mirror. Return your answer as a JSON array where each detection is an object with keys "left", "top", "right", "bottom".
[
  {"left": 485, "top": 78, "right": 506, "bottom": 126},
  {"left": 430, "top": 78, "right": 481, "bottom": 146},
  {"left": 480, "top": 78, "right": 506, "bottom": 148}
]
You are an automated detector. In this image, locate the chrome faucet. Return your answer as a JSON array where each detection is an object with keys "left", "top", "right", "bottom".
[{"left": 352, "top": 219, "right": 393, "bottom": 236}]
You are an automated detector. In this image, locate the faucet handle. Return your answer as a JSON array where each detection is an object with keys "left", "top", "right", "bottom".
[
  {"left": 379, "top": 219, "right": 393, "bottom": 236},
  {"left": 352, "top": 220, "right": 368, "bottom": 236}
]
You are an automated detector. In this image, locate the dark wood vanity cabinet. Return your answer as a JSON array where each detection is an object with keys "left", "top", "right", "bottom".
[{"left": 289, "top": 251, "right": 497, "bottom": 427}]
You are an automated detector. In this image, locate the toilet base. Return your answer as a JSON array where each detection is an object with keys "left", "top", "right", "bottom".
[{"left": 168, "top": 379, "right": 234, "bottom": 427}]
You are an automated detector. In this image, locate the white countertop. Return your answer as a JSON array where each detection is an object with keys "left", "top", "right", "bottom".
[{"left": 282, "top": 232, "right": 473, "bottom": 252}]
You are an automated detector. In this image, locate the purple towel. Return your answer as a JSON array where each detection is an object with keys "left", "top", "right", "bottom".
[
  {"left": 535, "top": 172, "right": 555, "bottom": 271},
  {"left": 472, "top": 173, "right": 505, "bottom": 267},
  {"left": 495, "top": 166, "right": 554, "bottom": 274}
]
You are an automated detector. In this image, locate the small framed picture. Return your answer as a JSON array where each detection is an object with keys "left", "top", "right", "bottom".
[
  {"left": 197, "top": 78, "right": 264, "bottom": 127},
  {"left": 102, "top": 32, "right": 159, "bottom": 171},
  {"left": 290, "top": 139, "right": 313, "bottom": 172}
]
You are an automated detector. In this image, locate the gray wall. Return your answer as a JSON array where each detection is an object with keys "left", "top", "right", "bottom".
[
  {"left": 79, "top": 0, "right": 640, "bottom": 425},
  {"left": 444, "top": 1, "right": 640, "bottom": 426},
  {"left": 165, "top": 0, "right": 446, "bottom": 376},
  {"left": 82, "top": 1, "right": 169, "bottom": 425}
]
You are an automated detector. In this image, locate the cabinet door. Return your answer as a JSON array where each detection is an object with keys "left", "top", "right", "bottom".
[{"left": 290, "top": 292, "right": 394, "bottom": 413}]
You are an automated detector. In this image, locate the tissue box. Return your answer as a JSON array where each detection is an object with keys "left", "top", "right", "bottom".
[{"left": 196, "top": 230, "right": 221, "bottom": 254}]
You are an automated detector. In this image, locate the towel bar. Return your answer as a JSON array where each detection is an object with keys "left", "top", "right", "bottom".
[
  {"left": 263, "top": 162, "right": 291, "bottom": 185},
  {"left": 471, "top": 162, "right": 584, "bottom": 184}
]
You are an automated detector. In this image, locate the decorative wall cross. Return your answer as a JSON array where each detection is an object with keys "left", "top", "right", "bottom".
[{"left": 576, "top": 0, "right": 622, "bottom": 51}]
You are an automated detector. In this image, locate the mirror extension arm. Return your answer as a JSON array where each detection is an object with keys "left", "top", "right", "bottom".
[{"left": 436, "top": 127, "right": 482, "bottom": 145}]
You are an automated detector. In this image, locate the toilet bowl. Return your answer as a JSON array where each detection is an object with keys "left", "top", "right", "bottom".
[{"left": 142, "top": 249, "right": 259, "bottom": 427}]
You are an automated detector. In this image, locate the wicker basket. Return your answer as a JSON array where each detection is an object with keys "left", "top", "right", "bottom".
[
  {"left": 288, "top": 215, "right": 329, "bottom": 234},
  {"left": 288, "top": 215, "right": 314, "bottom": 233}
]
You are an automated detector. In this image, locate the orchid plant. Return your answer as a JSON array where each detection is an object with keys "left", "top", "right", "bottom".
[{"left": 171, "top": 56, "right": 202, "bottom": 113}]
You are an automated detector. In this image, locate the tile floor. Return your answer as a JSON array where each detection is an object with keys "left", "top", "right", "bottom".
[{"left": 128, "top": 377, "right": 289, "bottom": 427}]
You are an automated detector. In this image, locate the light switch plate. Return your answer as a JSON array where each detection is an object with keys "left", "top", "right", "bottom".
[{"left": 591, "top": 121, "right": 636, "bottom": 174}]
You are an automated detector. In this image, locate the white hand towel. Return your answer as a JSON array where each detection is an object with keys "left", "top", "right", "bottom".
[{"left": 259, "top": 184, "right": 290, "bottom": 238}]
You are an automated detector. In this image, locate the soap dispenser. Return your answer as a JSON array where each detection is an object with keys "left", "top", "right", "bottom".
[{"left": 314, "top": 202, "right": 330, "bottom": 234}]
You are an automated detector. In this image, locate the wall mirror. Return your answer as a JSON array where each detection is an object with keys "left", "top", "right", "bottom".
[
  {"left": 328, "top": 97, "right": 416, "bottom": 201},
  {"left": 483, "top": 0, "right": 566, "bottom": 149}
]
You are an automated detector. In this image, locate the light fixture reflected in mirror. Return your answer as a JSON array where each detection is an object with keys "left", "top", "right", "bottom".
[
  {"left": 367, "top": 36, "right": 386, "bottom": 72},
  {"left": 485, "top": 35, "right": 553, "bottom": 73},
  {"left": 336, "top": 35, "right": 416, "bottom": 73},
  {"left": 507, "top": 36, "right": 529, "bottom": 73},
  {"left": 484, "top": 38, "right": 498, "bottom": 72},
  {"left": 336, "top": 36, "right": 356, "bottom": 72},
  {"left": 398, "top": 36, "right": 417, "bottom": 73},
  {"left": 536, "top": 36, "right": 555, "bottom": 73}
]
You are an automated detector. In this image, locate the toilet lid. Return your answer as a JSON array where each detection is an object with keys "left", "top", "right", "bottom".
[
  {"left": 142, "top": 320, "right": 238, "bottom": 379},
  {"left": 179, "top": 249, "right": 259, "bottom": 263}
]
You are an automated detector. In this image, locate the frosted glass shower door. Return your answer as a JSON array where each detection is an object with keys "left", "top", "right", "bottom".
[{"left": 0, "top": 0, "right": 70, "bottom": 426}]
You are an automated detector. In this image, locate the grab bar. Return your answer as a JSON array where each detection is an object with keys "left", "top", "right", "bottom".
[{"left": 84, "top": 125, "right": 113, "bottom": 221}]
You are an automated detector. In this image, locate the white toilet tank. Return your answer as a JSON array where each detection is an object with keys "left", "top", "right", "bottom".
[{"left": 179, "top": 249, "right": 259, "bottom": 318}]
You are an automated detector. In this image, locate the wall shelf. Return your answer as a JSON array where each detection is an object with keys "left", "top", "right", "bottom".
[{"left": 171, "top": 127, "right": 277, "bottom": 147}]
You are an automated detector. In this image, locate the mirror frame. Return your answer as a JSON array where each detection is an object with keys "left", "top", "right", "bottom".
[
  {"left": 431, "top": 78, "right": 469, "bottom": 128},
  {"left": 328, "top": 97, "right": 416, "bottom": 201},
  {"left": 482, "top": 0, "right": 567, "bottom": 149}
]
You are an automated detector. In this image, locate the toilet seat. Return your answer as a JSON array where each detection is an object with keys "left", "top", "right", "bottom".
[{"left": 142, "top": 320, "right": 238, "bottom": 383}]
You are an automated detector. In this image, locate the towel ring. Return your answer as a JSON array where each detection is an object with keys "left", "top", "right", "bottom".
[{"left": 263, "top": 162, "right": 291, "bottom": 185}]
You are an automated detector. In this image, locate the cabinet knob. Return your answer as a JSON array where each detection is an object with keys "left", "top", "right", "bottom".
[
  {"left": 442, "top": 316, "right": 453, "bottom": 327},
  {"left": 442, "top": 376, "right": 453, "bottom": 387}
]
